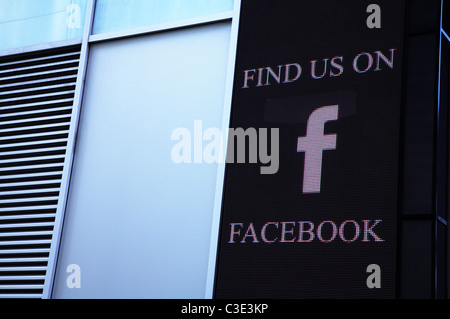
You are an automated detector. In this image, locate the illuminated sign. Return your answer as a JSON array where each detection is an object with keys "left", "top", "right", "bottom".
[{"left": 214, "top": 0, "right": 405, "bottom": 298}]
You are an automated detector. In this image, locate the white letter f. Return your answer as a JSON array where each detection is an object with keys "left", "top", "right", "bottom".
[{"left": 297, "top": 105, "right": 338, "bottom": 194}]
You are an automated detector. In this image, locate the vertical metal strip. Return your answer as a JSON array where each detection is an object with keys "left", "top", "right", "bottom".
[
  {"left": 42, "top": 0, "right": 97, "bottom": 299},
  {"left": 434, "top": 0, "right": 444, "bottom": 299},
  {"left": 204, "top": 0, "right": 241, "bottom": 299}
]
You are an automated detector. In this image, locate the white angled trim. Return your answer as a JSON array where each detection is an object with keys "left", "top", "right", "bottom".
[
  {"left": 0, "top": 38, "right": 82, "bottom": 58},
  {"left": 205, "top": 0, "right": 241, "bottom": 300},
  {"left": 89, "top": 11, "right": 233, "bottom": 44},
  {"left": 42, "top": 0, "right": 97, "bottom": 300}
]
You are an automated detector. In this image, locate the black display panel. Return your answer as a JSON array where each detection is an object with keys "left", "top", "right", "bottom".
[{"left": 215, "top": 0, "right": 405, "bottom": 298}]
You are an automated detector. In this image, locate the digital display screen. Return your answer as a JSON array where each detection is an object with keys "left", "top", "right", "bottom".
[{"left": 214, "top": 0, "right": 405, "bottom": 298}]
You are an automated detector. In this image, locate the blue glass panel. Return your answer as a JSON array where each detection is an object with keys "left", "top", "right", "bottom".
[
  {"left": 93, "top": 0, "right": 233, "bottom": 34},
  {"left": 0, "top": 0, "right": 87, "bottom": 51}
]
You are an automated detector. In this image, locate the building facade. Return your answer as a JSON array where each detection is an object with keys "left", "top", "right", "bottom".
[{"left": 0, "top": 0, "right": 449, "bottom": 299}]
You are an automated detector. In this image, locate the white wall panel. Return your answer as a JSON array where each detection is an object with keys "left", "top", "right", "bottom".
[{"left": 52, "top": 22, "right": 231, "bottom": 298}]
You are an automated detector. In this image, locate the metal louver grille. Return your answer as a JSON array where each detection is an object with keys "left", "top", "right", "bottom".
[{"left": 0, "top": 45, "right": 81, "bottom": 298}]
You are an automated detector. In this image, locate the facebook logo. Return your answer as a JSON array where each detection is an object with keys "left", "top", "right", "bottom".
[{"left": 297, "top": 105, "right": 339, "bottom": 194}]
